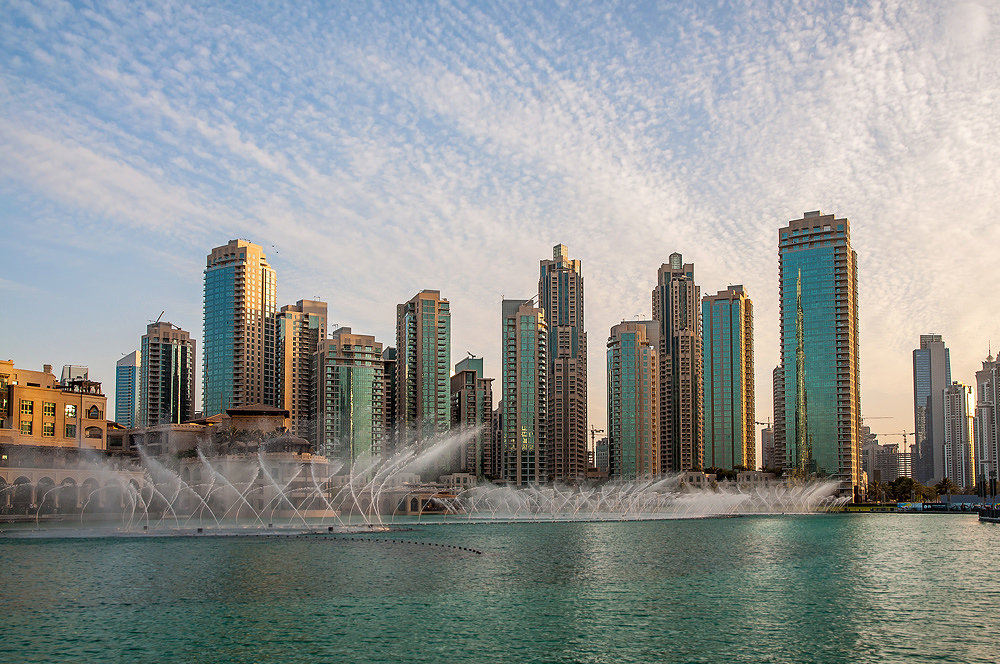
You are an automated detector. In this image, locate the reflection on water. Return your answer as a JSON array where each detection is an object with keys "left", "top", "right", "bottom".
[{"left": 1, "top": 515, "right": 998, "bottom": 663}]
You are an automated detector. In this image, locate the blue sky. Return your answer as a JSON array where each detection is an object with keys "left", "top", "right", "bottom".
[{"left": 2, "top": 0, "right": 998, "bottom": 440}]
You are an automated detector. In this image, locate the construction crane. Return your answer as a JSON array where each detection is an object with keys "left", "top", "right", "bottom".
[{"left": 588, "top": 426, "right": 605, "bottom": 467}]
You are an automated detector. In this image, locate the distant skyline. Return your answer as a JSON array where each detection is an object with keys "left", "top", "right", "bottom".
[{"left": 2, "top": 1, "right": 999, "bottom": 441}]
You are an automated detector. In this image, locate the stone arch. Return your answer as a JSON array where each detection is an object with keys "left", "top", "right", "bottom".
[
  {"left": 87, "top": 405, "right": 100, "bottom": 419},
  {"left": 181, "top": 467, "right": 191, "bottom": 483},
  {"left": 35, "top": 477, "right": 56, "bottom": 515},
  {"left": 81, "top": 477, "right": 100, "bottom": 510},
  {"left": 410, "top": 497, "right": 419, "bottom": 513},
  {"left": 0, "top": 476, "right": 9, "bottom": 510},
  {"left": 85, "top": 426, "right": 103, "bottom": 440},
  {"left": 12, "top": 476, "right": 33, "bottom": 512},
  {"left": 104, "top": 481, "right": 124, "bottom": 512},
  {"left": 59, "top": 478, "right": 79, "bottom": 513}
]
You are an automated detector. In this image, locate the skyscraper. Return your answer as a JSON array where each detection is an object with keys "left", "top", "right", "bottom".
[
  {"left": 652, "top": 253, "right": 703, "bottom": 473},
  {"left": 139, "top": 321, "right": 195, "bottom": 427},
  {"left": 539, "top": 244, "right": 588, "bottom": 483},
  {"left": 450, "top": 356, "right": 494, "bottom": 478},
  {"left": 912, "top": 334, "right": 952, "bottom": 484},
  {"left": 501, "top": 298, "right": 547, "bottom": 486},
  {"left": 974, "top": 353, "right": 999, "bottom": 487},
  {"left": 396, "top": 290, "right": 451, "bottom": 452},
  {"left": 315, "top": 327, "right": 390, "bottom": 461},
  {"left": 203, "top": 240, "right": 277, "bottom": 417},
  {"left": 277, "top": 299, "right": 327, "bottom": 444},
  {"left": 943, "top": 382, "right": 976, "bottom": 488},
  {"left": 606, "top": 321, "right": 659, "bottom": 479},
  {"left": 115, "top": 351, "right": 140, "bottom": 428},
  {"left": 775, "top": 211, "right": 861, "bottom": 498},
  {"left": 702, "top": 285, "right": 755, "bottom": 470}
]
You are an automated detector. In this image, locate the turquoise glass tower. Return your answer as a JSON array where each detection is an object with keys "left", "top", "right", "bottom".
[
  {"left": 607, "top": 321, "right": 658, "bottom": 479},
  {"left": 775, "top": 212, "right": 860, "bottom": 498},
  {"left": 702, "top": 286, "right": 754, "bottom": 470},
  {"left": 501, "top": 299, "right": 547, "bottom": 485}
]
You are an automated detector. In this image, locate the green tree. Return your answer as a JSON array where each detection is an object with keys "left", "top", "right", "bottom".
[{"left": 935, "top": 477, "right": 958, "bottom": 500}]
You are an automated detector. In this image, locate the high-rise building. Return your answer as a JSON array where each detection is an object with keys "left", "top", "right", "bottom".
[
  {"left": 115, "top": 351, "right": 140, "bottom": 428},
  {"left": 139, "top": 322, "right": 196, "bottom": 427},
  {"left": 539, "top": 245, "right": 588, "bottom": 483},
  {"left": 501, "top": 299, "right": 547, "bottom": 486},
  {"left": 606, "top": 321, "right": 659, "bottom": 479},
  {"left": 450, "top": 357, "right": 494, "bottom": 478},
  {"left": 702, "top": 285, "right": 755, "bottom": 471},
  {"left": 396, "top": 291, "right": 451, "bottom": 452},
  {"left": 775, "top": 211, "right": 861, "bottom": 498},
  {"left": 974, "top": 353, "right": 999, "bottom": 487},
  {"left": 277, "top": 299, "right": 327, "bottom": 444},
  {"left": 943, "top": 382, "right": 976, "bottom": 488},
  {"left": 652, "top": 252, "right": 703, "bottom": 473},
  {"left": 761, "top": 426, "right": 774, "bottom": 470},
  {"left": 203, "top": 240, "right": 277, "bottom": 417},
  {"left": 913, "top": 334, "right": 953, "bottom": 484},
  {"left": 315, "top": 327, "right": 390, "bottom": 462}
]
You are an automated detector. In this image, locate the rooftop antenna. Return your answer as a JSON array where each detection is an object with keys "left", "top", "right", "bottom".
[
  {"left": 467, "top": 351, "right": 478, "bottom": 360},
  {"left": 148, "top": 311, "right": 164, "bottom": 325}
]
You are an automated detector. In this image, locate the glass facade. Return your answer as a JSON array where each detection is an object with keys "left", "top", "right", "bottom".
[
  {"left": 396, "top": 292, "right": 451, "bottom": 451},
  {"left": 777, "top": 214, "right": 860, "bottom": 493},
  {"left": 501, "top": 300, "right": 547, "bottom": 485},
  {"left": 702, "top": 286, "right": 754, "bottom": 470},
  {"left": 607, "top": 322, "right": 657, "bottom": 479}
]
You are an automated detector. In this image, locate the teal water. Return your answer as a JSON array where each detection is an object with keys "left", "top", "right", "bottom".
[{"left": 1, "top": 514, "right": 998, "bottom": 663}]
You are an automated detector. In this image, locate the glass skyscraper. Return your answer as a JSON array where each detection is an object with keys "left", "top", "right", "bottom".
[
  {"left": 607, "top": 321, "right": 658, "bottom": 479},
  {"left": 115, "top": 351, "right": 140, "bottom": 428},
  {"left": 395, "top": 290, "right": 451, "bottom": 452},
  {"left": 912, "top": 334, "right": 951, "bottom": 484},
  {"left": 501, "top": 298, "right": 547, "bottom": 485},
  {"left": 451, "top": 357, "right": 494, "bottom": 478},
  {"left": 702, "top": 285, "right": 754, "bottom": 471},
  {"left": 775, "top": 211, "right": 860, "bottom": 498},
  {"left": 139, "top": 321, "right": 195, "bottom": 427},
  {"left": 203, "top": 240, "right": 277, "bottom": 417}
]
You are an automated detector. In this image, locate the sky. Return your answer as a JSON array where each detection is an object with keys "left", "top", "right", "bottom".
[{"left": 2, "top": 0, "right": 999, "bottom": 445}]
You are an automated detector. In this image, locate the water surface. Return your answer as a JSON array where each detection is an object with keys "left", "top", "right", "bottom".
[{"left": 1, "top": 514, "right": 997, "bottom": 663}]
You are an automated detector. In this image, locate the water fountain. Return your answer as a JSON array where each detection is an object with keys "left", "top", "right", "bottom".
[{"left": 0, "top": 426, "right": 848, "bottom": 536}]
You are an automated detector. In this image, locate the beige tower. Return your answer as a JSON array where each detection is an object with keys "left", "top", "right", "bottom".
[
  {"left": 539, "top": 245, "right": 588, "bottom": 483},
  {"left": 203, "top": 239, "right": 278, "bottom": 417},
  {"left": 652, "top": 253, "right": 703, "bottom": 473},
  {"left": 607, "top": 321, "right": 659, "bottom": 479},
  {"left": 277, "top": 299, "right": 327, "bottom": 445}
]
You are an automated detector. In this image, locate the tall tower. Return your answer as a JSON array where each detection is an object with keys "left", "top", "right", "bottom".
[
  {"left": 396, "top": 290, "right": 451, "bottom": 453},
  {"left": 451, "top": 356, "right": 494, "bottom": 478},
  {"left": 974, "top": 353, "right": 999, "bottom": 488},
  {"left": 912, "top": 334, "right": 952, "bottom": 484},
  {"left": 652, "top": 253, "right": 703, "bottom": 473},
  {"left": 776, "top": 211, "right": 861, "bottom": 497},
  {"left": 501, "top": 299, "right": 547, "bottom": 485},
  {"left": 139, "top": 322, "right": 196, "bottom": 427},
  {"left": 315, "top": 327, "right": 390, "bottom": 461},
  {"left": 943, "top": 382, "right": 976, "bottom": 488},
  {"left": 203, "top": 239, "right": 277, "bottom": 417},
  {"left": 115, "top": 351, "right": 140, "bottom": 428},
  {"left": 607, "top": 321, "right": 659, "bottom": 479},
  {"left": 702, "top": 285, "right": 755, "bottom": 471},
  {"left": 277, "top": 299, "right": 327, "bottom": 445},
  {"left": 539, "top": 244, "right": 587, "bottom": 483}
]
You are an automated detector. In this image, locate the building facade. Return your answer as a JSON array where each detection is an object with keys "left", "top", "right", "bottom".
[
  {"left": 606, "top": 321, "right": 659, "bottom": 480},
  {"left": 912, "top": 334, "right": 952, "bottom": 484},
  {"left": 203, "top": 239, "right": 278, "bottom": 417},
  {"left": 539, "top": 245, "right": 588, "bottom": 483},
  {"left": 395, "top": 291, "right": 451, "bottom": 453},
  {"left": 652, "top": 252, "right": 703, "bottom": 473},
  {"left": 943, "top": 382, "right": 976, "bottom": 488},
  {"left": 139, "top": 322, "right": 196, "bottom": 427},
  {"left": 501, "top": 299, "right": 547, "bottom": 486},
  {"left": 974, "top": 353, "right": 999, "bottom": 487},
  {"left": 702, "top": 285, "right": 755, "bottom": 471},
  {"left": 450, "top": 357, "right": 494, "bottom": 479},
  {"left": 115, "top": 351, "right": 140, "bottom": 428},
  {"left": 315, "top": 328, "right": 390, "bottom": 462},
  {"left": 775, "top": 211, "right": 861, "bottom": 497},
  {"left": 277, "top": 299, "right": 327, "bottom": 444}
]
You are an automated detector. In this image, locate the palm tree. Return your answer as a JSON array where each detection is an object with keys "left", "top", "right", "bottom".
[{"left": 935, "top": 477, "right": 957, "bottom": 502}]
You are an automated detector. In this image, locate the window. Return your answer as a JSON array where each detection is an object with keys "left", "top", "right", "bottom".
[
  {"left": 66, "top": 404, "right": 77, "bottom": 418},
  {"left": 66, "top": 424, "right": 77, "bottom": 438},
  {"left": 43, "top": 402, "right": 56, "bottom": 417},
  {"left": 85, "top": 426, "right": 103, "bottom": 439},
  {"left": 42, "top": 422, "right": 55, "bottom": 437},
  {"left": 20, "top": 400, "right": 33, "bottom": 416},
  {"left": 87, "top": 405, "right": 100, "bottom": 419},
  {"left": 20, "top": 421, "right": 32, "bottom": 435}
]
